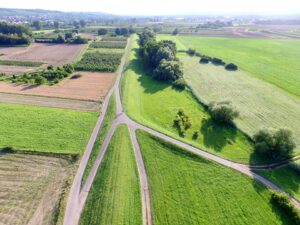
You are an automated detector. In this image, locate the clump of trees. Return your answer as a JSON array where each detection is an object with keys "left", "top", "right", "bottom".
[
  {"left": 253, "top": 128, "right": 296, "bottom": 157},
  {"left": 98, "top": 28, "right": 108, "bottom": 35},
  {"left": 187, "top": 48, "right": 196, "bottom": 56},
  {"left": 0, "top": 22, "right": 32, "bottom": 45},
  {"left": 174, "top": 109, "right": 192, "bottom": 137},
  {"left": 271, "top": 191, "right": 300, "bottom": 224},
  {"left": 208, "top": 101, "right": 239, "bottom": 124},
  {"left": 225, "top": 63, "right": 238, "bottom": 71},
  {"left": 138, "top": 28, "right": 184, "bottom": 88},
  {"left": 11, "top": 64, "right": 74, "bottom": 85}
]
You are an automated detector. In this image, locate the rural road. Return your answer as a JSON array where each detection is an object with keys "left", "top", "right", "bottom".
[{"left": 64, "top": 37, "right": 300, "bottom": 225}]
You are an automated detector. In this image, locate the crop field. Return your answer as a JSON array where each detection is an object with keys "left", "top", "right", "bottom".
[
  {"left": 257, "top": 160, "right": 300, "bottom": 202},
  {"left": 82, "top": 94, "right": 116, "bottom": 185},
  {"left": 75, "top": 51, "right": 123, "bottom": 72},
  {"left": 0, "top": 72, "right": 115, "bottom": 102},
  {"left": 158, "top": 35, "right": 300, "bottom": 98},
  {"left": 179, "top": 55, "right": 300, "bottom": 149},
  {"left": 0, "top": 60, "right": 43, "bottom": 67},
  {"left": 0, "top": 43, "right": 86, "bottom": 66},
  {"left": 0, "top": 92, "right": 101, "bottom": 111},
  {"left": 0, "top": 103, "right": 98, "bottom": 153},
  {"left": 80, "top": 125, "right": 142, "bottom": 225},
  {"left": 121, "top": 36, "right": 260, "bottom": 164},
  {"left": 0, "top": 152, "right": 73, "bottom": 225},
  {"left": 90, "top": 41, "right": 127, "bottom": 49},
  {"left": 136, "top": 130, "right": 293, "bottom": 225},
  {"left": 100, "top": 37, "right": 128, "bottom": 42}
]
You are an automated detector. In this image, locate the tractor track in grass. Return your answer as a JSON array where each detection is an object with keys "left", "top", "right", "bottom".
[{"left": 64, "top": 36, "right": 300, "bottom": 225}]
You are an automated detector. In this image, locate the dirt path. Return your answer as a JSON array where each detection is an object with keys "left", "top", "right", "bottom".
[{"left": 63, "top": 36, "right": 300, "bottom": 225}]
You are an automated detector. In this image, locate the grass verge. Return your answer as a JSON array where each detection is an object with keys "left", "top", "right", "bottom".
[
  {"left": 136, "top": 129, "right": 295, "bottom": 225},
  {"left": 0, "top": 59, "right": 44, "bottom": 67},
  {"left": 81, "top": 93, "right": 116, "bottom": 186},
  {"left": 80, "top": 125, "right": 142, "bottom": 225}
]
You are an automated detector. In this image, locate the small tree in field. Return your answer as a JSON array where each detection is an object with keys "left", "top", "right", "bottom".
[{"left": 208, "top": 101, "right": 239, "bottom": 124}]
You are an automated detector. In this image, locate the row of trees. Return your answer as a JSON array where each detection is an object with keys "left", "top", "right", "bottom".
[
  {"left": 0, "top": 22, "right": 32, "bottom": 45},
  {"left": 98, "top": 27, "right": 135, "bottom": 36},
  {"left": 138, "top": 28, "right": 185, "bottom": 88}
]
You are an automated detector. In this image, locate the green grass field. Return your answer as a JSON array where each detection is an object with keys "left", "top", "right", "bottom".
[
  {"left": 80, "top": 125, "right": 142, "bottom": 225},
  {"left": 136, "top": 130, "right": 293, "bottom": 225},
  {"left": 0, "top": 103, "right": 98, "bottom": 154},
  {"left": 158, "top": 35, "right": 300, "bottom": 98},
  {"left": 82, "top": 94, "right": 116, "bottom": 186},
  {"left": 179, "top": 55, "right": 300, "bottom": 150},
  {"left": 257, "top": 160, "right": 300, "bottom": 202},
  {"left": 121, "top": 36, "right": 267, "bottom": 164}
]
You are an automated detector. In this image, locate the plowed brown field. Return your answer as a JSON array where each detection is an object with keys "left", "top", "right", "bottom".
[
  {"left": 0, "top": 43, "right": 86, "bottom": 66},
  {"left": 0, "top": 72, "right": 115, "bottom": 101}
]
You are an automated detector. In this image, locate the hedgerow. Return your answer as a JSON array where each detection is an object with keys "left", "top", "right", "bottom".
[
  {"left": 101, "top": 37, "right": 128, "bottom": 42},
  {"left": 74, "top": 51, "right": 122, "bottom": 72},
  {"left": 90, "top": 41, "right": 127, "bottom": 49}
]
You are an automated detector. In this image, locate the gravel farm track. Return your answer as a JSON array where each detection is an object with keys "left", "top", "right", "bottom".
[{"left": 63, "top": 37, "right": 300, "bottom": 225}]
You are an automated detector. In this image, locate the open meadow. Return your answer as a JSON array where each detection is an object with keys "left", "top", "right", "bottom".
[
  {"left": 121, "top": 36, "right": 261, "bottom": 164},
  {"left": 0, "top": 152, "right": 73, "bottom": 225},
  {"left": 179, "top": 55, "right": 300, "bottom": 150},
  {"left": 80, "top": 125, "right": 142, "bottom": 225},
  {"left": 137, "top": 130, "right": 294, "bottom": 225}
]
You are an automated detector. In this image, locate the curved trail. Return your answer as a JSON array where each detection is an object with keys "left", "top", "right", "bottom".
[{"left": 64, "top": 37, "right": 300, "bottom": 225}]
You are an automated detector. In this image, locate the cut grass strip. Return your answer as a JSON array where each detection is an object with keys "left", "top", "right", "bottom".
[
  {"left": 0, "top": 59, "right": 44, "bottom": 67},
  {"left": 81, "top": 94, "right": 116, "bottom": 186},
  {"left": 136, "top": 130, "right": 295, "bottom": 225},
  {"left": 80, "top": 125, "right": 142, "bottom": 225}
]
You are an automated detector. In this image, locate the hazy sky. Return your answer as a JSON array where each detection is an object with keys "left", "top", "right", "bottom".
[{"left": 0, "top": 0, "right": 299, "bottom": 15}]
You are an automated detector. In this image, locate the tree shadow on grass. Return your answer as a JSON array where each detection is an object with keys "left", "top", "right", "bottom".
[
  {"left": 125, "top": 48, "right": 169, "bottom": 94},
  {"left": 200, "top": 118, "right": 237, "bottom": 152}
]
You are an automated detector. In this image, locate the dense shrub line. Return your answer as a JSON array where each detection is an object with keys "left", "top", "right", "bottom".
[
  {"left": 90, "top": 41, "right": 127, "bottom": 49},
  {"left": 10, "top": 64, "right": 74, "bottom": 85},
  {"left": 0, "top": 22, "right": 32, "bottom": 46},
  {"left": 187, "top": 48, "right": 238, "bottom": 71},
  {"left": 0, "top": 60, "right": 43, "bottom": 67},
  {"left": 74, "top": 51, "right": 122, "bottom": 72},
  {"left": 271, "top": 192, "right": 300, "bottom": 224},
  {"left": 138, "top": 28, "right": 185, "bottom": 89}
]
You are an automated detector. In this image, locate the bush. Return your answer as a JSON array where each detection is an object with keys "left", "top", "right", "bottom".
[
  {"left": 271, "top": 192, "right": 300, "bottom": 224},
  {"left": 34, "top": 76, "right": 46, "bottom": 85},
  {"left": 187, "top": 48, "right": 196, "bottom": 56},
  {"left": 193, "top": 131, "right": 199, "bottom": 140},
  {"left": 225, "top": 63, "right": 238, "bottom": 71},
  {"left": 98, "top": 28, "right": 108, "bottom": 35},
  {"left": 47, "top": 65, "right": 54, "bottom": 70},
  {"left": 172, "top": 78, "right": 186, "bottom": 90},
  {"left": 253, "top": 128, "right": 296, "bottom": 157},
  {"left": 208, "top": 101, "right": 239, "bottom": 124},
  {"left": 62, "top": 64, "right": 74, "bottom": 74},
  {"left": 174, "top": 109, "right": 192, "bottom": 137},
  {"left": 73, "top": 36, "right": 88, "bottom": 44},
  {"left": 200, "top": 57, "right": 210, "bottom": 64},
  {"left": 211, "top": 57, "right": 225, "bottom": 65}
]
